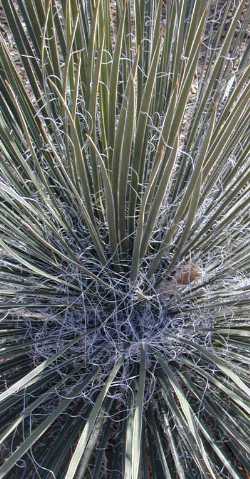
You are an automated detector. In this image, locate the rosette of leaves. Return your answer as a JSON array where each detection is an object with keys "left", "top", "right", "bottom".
[{"left": 0, "top": 0, "right": 249, "bottom": 477}]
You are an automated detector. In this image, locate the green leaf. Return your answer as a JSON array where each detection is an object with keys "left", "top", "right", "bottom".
[
  {"left": 65, "top": 357, "right": 123, "bottom": 479},
  {"left": 124, "top": 348, "right": 146, "bottom": 479}
]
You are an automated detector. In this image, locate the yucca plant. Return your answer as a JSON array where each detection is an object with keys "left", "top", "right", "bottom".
[{"left": 0, "top": 0, "right": 249, "bottom": 477}]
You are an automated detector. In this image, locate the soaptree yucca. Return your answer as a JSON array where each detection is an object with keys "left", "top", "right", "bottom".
[{"left": 0, "top": 0, "right": 249, "bottom": 477}]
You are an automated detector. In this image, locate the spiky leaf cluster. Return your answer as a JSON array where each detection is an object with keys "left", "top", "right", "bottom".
[{"left": 0, "top": 1, "right": 249, "bottom": 477}]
